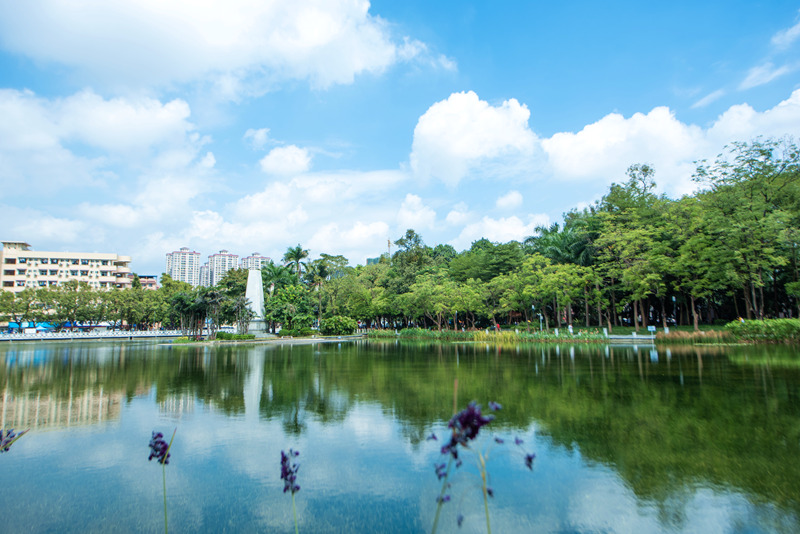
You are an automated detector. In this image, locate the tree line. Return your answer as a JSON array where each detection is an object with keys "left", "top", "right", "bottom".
[{"left": 2, "top": 138, "right": 798, "bottom": 335}]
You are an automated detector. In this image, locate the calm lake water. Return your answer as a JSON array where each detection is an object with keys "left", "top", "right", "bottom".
[{"left": 1, "top": 339, "right": 799, "bottom": 533}]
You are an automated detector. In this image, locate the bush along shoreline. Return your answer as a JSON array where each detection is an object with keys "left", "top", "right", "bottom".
[{"left": 367, "top": 319, "right": 800, "bottom": 345}]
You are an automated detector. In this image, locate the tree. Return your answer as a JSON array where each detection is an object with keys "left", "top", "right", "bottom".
[{"left": 283, "top": 245, "right": 309, "bottom": 281}]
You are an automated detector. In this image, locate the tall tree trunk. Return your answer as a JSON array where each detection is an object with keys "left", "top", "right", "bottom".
[
  {"left": 744, "top": 286, "right": 753, "bottom": 320},
  {"left": 641, "top": 298, "right": 648, "bottom": 328},
  {"left": 555, "top": 297, "right": 561, "bottom": 328},
  {"left": 660, "top": 297, "right": 667, "bottom": 328},
  {"left": 584, "top": 286, "right": 590, "bottom": 327},
  {"left": 691, "top": 295, "right": 700, "bottom": 331},
  {"left": 596, "top": 282, "right": 602, "bottom": 327},
  {"left": 633, "top": 299, "right": 640, "bottom": 332}
]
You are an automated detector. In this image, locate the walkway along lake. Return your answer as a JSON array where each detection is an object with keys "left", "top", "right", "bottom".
[{"left": 1, "top": 340, "right": 798, "bottom": 533}]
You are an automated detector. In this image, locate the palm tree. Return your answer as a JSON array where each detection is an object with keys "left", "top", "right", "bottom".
[{"left": 283, "top": 245, "right": 309, "bottom": 281}]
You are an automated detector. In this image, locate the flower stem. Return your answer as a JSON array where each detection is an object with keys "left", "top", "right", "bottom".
[
  {"left": 292, "top": 492, "right": 299, "bottom": 534},
  {"left": 162, "top": 463, "right": 169, "bottom": 534},
  {"left": 430, "top": 455, "right": 452, "bottom": 534},
  {"left": 480, "top": 451, "right": 491, "bottom": 534}
]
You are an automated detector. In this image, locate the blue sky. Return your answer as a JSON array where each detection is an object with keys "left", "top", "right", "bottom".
[{"left": 1, "top": 1, "right": 799, "bottom": 275}]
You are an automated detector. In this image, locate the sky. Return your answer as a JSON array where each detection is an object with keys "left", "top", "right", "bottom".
[{"left": 1, "top": 0, "right": 799, "bottom": 275}]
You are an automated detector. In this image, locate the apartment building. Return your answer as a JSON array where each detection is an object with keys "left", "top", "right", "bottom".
[
  {"left": 207, "top": 249, "right": 239, "bottom": 286},
  {"left": 241, "top": 252, "right": 271, "bottom": 270},
  {"left": 165, "top": 247, "right": 201, "bottom": 286},
  {"left": 0, "top": 241, "right": 132, "bottom": 293}
]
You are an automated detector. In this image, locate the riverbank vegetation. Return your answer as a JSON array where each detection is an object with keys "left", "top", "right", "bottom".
[{"left": 2, "top": 138, "right": 798, "bottom": 342}]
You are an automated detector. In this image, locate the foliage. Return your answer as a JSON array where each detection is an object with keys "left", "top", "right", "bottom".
[
  {"left": 279, "top": 326, "right": 314, "bottom": 337},
  {"left": 216, "top": 332, "right": 256, "bottom": 341},
  {"left": 319, "top": 315, "right": 357, "bottom": 336},
  {"left": 725, "top": 318, "right": 800, "bottom": 343}
]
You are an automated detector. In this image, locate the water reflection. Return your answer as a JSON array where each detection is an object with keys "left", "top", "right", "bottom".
[{"left": 1, "top": 340, "right": 799, "bottom": 532}]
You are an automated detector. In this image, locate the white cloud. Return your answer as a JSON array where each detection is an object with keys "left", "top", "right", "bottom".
[
  {"left": 410, "top": 91, "right": 538, "bottom": 186},
  {"left": 691, "top": 89, "right": 725, "bottom": 109},
  {"left": 771, "top": 14, "right": 800, "bottom": 49},
  {"left": 0, "top": 88, "right": 203, "bottom": 199},
  {"left": 445, "top": 203, "right": 470, "bottom": 226},
  {"left": 496, "top": 190, "right": 523, "bottom": 210},
  {"left": 449, "top": 214, "right": 549, "bottom": 251},
  {"left": 739, "top": 62, "right": 793, "bottom": 90},
  {"left": 0, "top": 0, "right": 445, "bottom": 94},
  {"left": 244, "top": 128, "right": 270, "bottom": 150},
  {"left": 397, "top": 193, "right": 436, "bottom": 230},
  {"left": 200, "top": 152, "right": 216, "bottom": 168},
  {"left": 708, "top": 89, "right": 800, "bottom": 141},
  {"left": 259, "top": 145, "right": 312, "bottom": 175}
]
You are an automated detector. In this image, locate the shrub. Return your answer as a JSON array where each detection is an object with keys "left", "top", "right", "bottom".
[
  {"left": 216, "top": 332, "right": 256, "bottom": 341},
  {"left": 725, "top": 318, "right": 800, "bottom": 343},
  {"left": 319, "top": 316, "right": 358, "bottom": 336},
  {"left": 280, "top": 326, "right": 314, "bottom": 337}
]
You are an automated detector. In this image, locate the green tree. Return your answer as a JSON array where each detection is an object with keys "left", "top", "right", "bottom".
[{"left": 283, "top": 244, "right": 309, "bottom": 281}]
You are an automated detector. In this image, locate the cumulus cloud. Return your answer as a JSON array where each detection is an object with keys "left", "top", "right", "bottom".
[
  {"left": 496, "top": 190, "right": 523, "bottom": 210},
  {"left": 449, "top": 214, "right": 550, "bottom": 251},
  {"left": 410, "top": 91, "right": 538, "bottom": 186},
  {"left": 397, "top": 193, "right": 436, "bottom": 230},
  {"left": 0, "top": 0, "right": 447, "bottom": 93},
  {"left": 244, "top": 128, "right": 270, "bottom": 150},
  {"left": 0, "top": 88, "right": 203, "bottom": 198},
  {"left": 259, "top": 145, "right": 312, "bottom": 175}
]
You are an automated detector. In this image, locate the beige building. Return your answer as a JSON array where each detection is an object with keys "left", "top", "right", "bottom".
[
  {"left": 165, "top": 246, "right": 201, "bottom": 286},
  {"left": 1, "top": 241, "right": 132, "bottom": 293}
]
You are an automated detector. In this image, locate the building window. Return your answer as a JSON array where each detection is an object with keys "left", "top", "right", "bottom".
[
  {"left": 39, "top": 269, "right": 47, "bottom": 275},
  {"left": 38, "top": 281, "right": 46, "bottom": 287},
  {"left": 3, "top": 270, "right": 13, "bottom": 276},
  {"left": 81, "top": 259, "right": 89, "bottom": 265},
  {"left": 80, "top": 270, "right": 89, "bottom": 276},
  {"left": 51, "top": 258, "right": 59, "bottom": 264},
  {"left": 71, "top": 259, "right": 79, "bottom": 265},
  {"left": 101, "top": 260, "right": 109, "bottom": 265},
  {"left": 2, "top": 281, "right": 12, "bottom": 287},
  {"left": 16, "top": 281, "right": 25, "bottom": 287},
  {"left": 17, "top": 269, "right": 26, "bottom": 275},
  {"left": 3, "top": 258, "right": 16, "bottom": 264},
  {"left": 70, "top": 270, "right": 78, "bottom": 276},
  {"left": 49, "top": 270, "right": 58, "bottom": 275},
  {"left": 18, "top": 258, "right": 26, "bottom": 264},
  {"left": 40, "top": 258, "right": 48, "bottom": 264}
]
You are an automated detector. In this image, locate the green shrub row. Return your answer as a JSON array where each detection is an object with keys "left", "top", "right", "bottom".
[
  {"left": 724, "top": 319, "right": 800, "bottom": 343},
  {"left": 216, "top": 332, "right": 256, "bottom": 341},
  {"left": 279, "top": 326, "right": 314, "bottom": 337}
]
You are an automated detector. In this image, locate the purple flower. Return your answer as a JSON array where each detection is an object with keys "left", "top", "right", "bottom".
[
  {"left": 434, "top": 462, "right": 448, "bottom": 480},
  {"left": 486, "top": 487, "right": 494, "bottom": 498},
  {"left": 524, "top": 453, "right": 536, "bottom": 470},
  {"left": 280, "top": 449, "right": 301, "bottom": 494},
  {"left": 440, "top": 402, "right": 495, "bottom": 460},
  {"left": 514, "top": 437, "right": 524, "bottom": 446},
  {"left": 488, "top": 401, "right": 502, "bottom": 411},
  {"left": 426, "top": 433, "right": 438, "bottom": 441},
  {"left": 457, "top": 514, "right": 464, "bottom": 527},
  {"left": 436, "top": 494, "right": 451, "bottom": 503},
  {"left": 0, "top": 428, "right": 28, "bottom": 453},
  {"left": 494, "top": 437, "right": 504, "bottom": 444},
  {"left": 148, "top": 431, "right": 171, "bottom": 465}
]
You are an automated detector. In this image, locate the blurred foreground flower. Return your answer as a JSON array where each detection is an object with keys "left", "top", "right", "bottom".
[
  {"left": 431, "top": 400, "right": 535, "bottom": 533},
  {"left": 1, "top": 428, "right": 29, "bottom": 453},
  {"left": 149, "top": 429, "right": 176, "bottom": 534},
  {"left": 281, "top": 448, "right": 301, "bottom": 534}
]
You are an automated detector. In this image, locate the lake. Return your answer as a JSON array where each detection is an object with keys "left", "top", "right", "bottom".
[{"left": 1, "top": 339, "right": 799, "bottom": 533}]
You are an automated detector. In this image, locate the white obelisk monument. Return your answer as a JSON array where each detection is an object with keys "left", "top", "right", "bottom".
[{"left": 245, "top": 268, "right": 268, "bottom": 336}]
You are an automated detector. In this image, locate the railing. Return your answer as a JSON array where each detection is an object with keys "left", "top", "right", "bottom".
[{"left": 0, "top": 330, "right": 185, "bottom": 342}]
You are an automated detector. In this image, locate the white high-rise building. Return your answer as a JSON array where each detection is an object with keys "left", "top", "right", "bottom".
[
  {"left": 207, "top": 250, "right": 239, "bottom": 286},
  {"left": 165, "top": 247, "right": 201, "bottom": 286},
  {"left": 199, "top": 263, "right": 210, "bottom": 287},
  {"left": 241, "top": 252, "right": 271, "bottom": 270}
]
